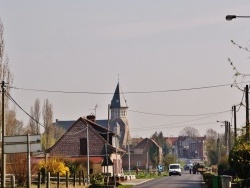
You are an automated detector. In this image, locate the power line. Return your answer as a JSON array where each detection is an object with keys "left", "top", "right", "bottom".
[
  {"left": 130, "top": 111, "right": 232, "bottom": 131},
  {"left": 129, "top": 109, "right": 231, "bottom": 117},
  {"left": 10, "top": 83, "right": 236, "bottom": 95},
  {"left": 131, "top": 122, "right": 219, "bottom": 131},
  {"left": 5, "top": 92, "right": 45, "bottom": 128}
]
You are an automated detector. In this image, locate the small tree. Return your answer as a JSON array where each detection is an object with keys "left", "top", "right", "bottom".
[
  {"left": 38, "top": 158, "right": 70, "bottom": 176},
  {"left": 162, "top": 154, "right": 177, "bottom": 168},
  {"left": 64, "top": 158, "right": 90, "bottom": 175},
  {"left": 205, "top": 128, "right": 218, "bottom": 165},
  {"left": 7, "top": 153, "right": 27, "bottom": 186},
  {"left": 229, "top": 141, "right": 250, "bottom": 179},
  {"left": 148, "top": 140, "right": 161, "bottom": 167}
]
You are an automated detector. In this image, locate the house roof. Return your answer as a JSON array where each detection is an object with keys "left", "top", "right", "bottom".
[
  {"left": 134, "top": 138, "right": 150, "bottom": 149},
  {"left": 55, "top": 119, "right": 109, "bottom": 131},
  {"left": 47, "top": 117, "right": 115, "bottom": 154},
  {"left": 131, "top": 137, "right": 144, "bottom": 145},
  {"left": 165, "top": 137, "right": 178, "bottom": 146},
  {"left": 110, "top": 82, "right": 128, "bottom": 108},
  {"left": 134, "top": 138, "right": 161, "bottom": 150}
]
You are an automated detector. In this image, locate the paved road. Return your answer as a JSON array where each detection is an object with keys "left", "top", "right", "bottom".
[{"left": 133, "top": 170, "right": 204, "bottom": 188}]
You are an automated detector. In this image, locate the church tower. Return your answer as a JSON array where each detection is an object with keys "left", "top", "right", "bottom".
[{"left": 109, "top": 82, "right": 131, "bottom": 148}]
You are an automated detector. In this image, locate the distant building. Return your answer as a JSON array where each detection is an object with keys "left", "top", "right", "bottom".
[
  {"left": 165, "top": 136, "right": 206, "bottom": 160},
  {"left": 122, "top": 138, "right": 162, "bottom": 170}
]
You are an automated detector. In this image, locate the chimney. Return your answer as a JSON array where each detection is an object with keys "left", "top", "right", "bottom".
[{"left": 87, "top": 114, "right": 96, "bottom": 122}]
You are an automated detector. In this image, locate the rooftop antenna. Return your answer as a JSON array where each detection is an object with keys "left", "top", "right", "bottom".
[{"left": 89, "top": 104, "right": 100, "bottom": 117}]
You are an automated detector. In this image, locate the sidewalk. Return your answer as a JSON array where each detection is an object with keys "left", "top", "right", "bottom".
[{"left": 121, "top": 178, "right": 153, "bottom": 185}]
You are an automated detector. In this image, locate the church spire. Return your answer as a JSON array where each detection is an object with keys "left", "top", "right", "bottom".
[{"left": 110, "top": 82, "right": 128, "bottom": 108}]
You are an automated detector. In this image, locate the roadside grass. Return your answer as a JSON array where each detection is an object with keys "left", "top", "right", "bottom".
[
  {"left": 136, "top": 171, "right": 168, "bottom": 179},
  {"left": 117, "top": 185, "right": 133, "bottom": 188}
]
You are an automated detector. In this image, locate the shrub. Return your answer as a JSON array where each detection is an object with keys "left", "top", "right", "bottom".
[
  {"left": 38, "top": 158, "right": 70, "bottom": 176},
  {"left": 229, "top": 141, "right": 250, "bottom": 179},
  {"left": 218, "top": 156, "right": 229, "bottom": 175},
  {"left": 89, "top": 173, "right": 104, "bottom": 187},
  {"left": 202, "top": 172, "right": 215, "bottom": 183}
]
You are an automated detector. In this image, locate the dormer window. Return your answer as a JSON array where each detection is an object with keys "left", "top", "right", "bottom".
[{"left": 116, "top": 99, "right": 119, "bottom": 103}]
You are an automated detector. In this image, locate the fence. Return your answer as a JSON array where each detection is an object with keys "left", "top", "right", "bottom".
[
  {"left": 1, "top": 171, "right": 88, "bottom": 188},
  {"left": 36, "top": 171, "right": 87, "bottom": 188}
]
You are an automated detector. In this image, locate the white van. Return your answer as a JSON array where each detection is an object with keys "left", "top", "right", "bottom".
[{"left": 169, "top": 163, "right": 181, "bottom": 176}]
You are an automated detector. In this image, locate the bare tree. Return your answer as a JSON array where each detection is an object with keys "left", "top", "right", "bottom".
[
  {"left": 0, "top": 18, "right": 13, "bottom": 95},
  {"left": 179, "top": 126, "right": 200, "bottom": 137},
  {"left": 6, "top": 109, "right": 24, "bottom": 136},
  {"left": 229, "top": 40, "right": 250, "bottom": 91},
  {"left": 53, "top": 125, "right": 66, "bottom": 141},
  {"left": 29, "top": 106, "right": 35, "bottom": 133},
  {"left": 34, "top": 99, "right": 41, "bottom": 134},
  {"left": 205, "top": 128, "right": 218, "bottom": 164},
  {"left": 29, "top": 98, "right": 41, "bottom": 134},
  {"left": 42, "top": 99, "right": 54, "bottom": 149},
  {"left": 0, "top": 18, "right": 19, "bottom": 137}
]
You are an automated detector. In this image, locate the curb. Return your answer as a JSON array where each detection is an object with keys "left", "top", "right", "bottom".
[{"left": 121, "top": 179, "right": 153, "bottom": 185}]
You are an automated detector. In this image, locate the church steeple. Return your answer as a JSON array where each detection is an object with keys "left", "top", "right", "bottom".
[
  {"left": 110, "top": 82, "right": 128, "bottom": 108},
  {"left": 110, "top": 82, "right": 128, "bottom": 119},
  {"left": 109, "top": 82, "right": 130, "bottom": 148}
]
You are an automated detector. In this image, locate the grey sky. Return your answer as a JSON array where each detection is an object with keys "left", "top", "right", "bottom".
[{"left": 1, "top": 1, "right": 250, "bottom": 138}]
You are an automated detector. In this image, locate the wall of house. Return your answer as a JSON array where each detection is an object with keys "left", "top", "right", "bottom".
[
  {"left": 110, "top": 153, "right": 122, "bottom": 176},
  {"left": 49, "top": 121, "right": 105, "bottom": 157}
]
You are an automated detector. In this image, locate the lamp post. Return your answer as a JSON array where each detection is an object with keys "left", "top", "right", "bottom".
[{"left": 226, "top": 15, "right": 250, "bottom": 21}]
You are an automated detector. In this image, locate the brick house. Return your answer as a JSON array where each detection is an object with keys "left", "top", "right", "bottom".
[
  {"left": 166, "top": 136, "right": 206, "bottom": 160},
  {"left": 122, "top": 138, "right": 162, "bottom": 170},
  {"left": 47, "top": 115, "right": 126, "bottom": 176}
]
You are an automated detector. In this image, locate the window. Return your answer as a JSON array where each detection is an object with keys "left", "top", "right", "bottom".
[{"left": 80, "top": 138, "right": 87, "bottom": 155}]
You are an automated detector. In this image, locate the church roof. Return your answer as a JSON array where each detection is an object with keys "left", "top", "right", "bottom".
[{"left": 110, "top": 82, "right": 128, "bottom": 108}]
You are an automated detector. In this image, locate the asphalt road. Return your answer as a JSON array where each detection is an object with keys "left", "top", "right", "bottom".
[{"left": 133, "top": 170, "right": 204, "bottom": 188}]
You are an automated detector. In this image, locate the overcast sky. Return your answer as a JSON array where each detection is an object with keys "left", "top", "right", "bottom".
[{"left": 1, "top": 1, "right": 250, "bottom": 138}]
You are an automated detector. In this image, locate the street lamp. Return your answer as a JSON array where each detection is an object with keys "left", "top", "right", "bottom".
[{"left": 226, "top": 15, "right": 250, "bottom": 21}]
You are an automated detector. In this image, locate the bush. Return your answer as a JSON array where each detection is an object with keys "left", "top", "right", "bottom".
[
  {"left": 218, "top": 156, "right": 229, "bottom": 175},
  {"left": 229, "top": 141, "right": 250, "bottom": 179},
  {"left": 90, "top": 173, "right": 104, "bottom": 186},
  {"left": 38, "top": 158, "right": 70, "bottom": 176},
  {"left": 202, "top": 172, "right": 215, "bottom": 183}
]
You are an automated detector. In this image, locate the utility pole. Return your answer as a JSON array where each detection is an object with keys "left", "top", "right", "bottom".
[
  {"left": 228, "top": 122, "right": 231, "bottom": 152},
  {"left": 233, "top": 106, "right": 237, "bottom": 142},
  {"left": 128, "top": 143, "right": 131, "bottom": 176},
  {"left": 246, "top": 85, "right": 249, "bottom": 142},
  {"left": 86, "top": 123, "right": 89, "bottom": 185},
  {"left": 1, "top": 81, "right": 6, "bottom": 188},
  {"left": 224, "top": 121, "right": 228, "bottom": 155},
  {"left": 217, "top": 134, "right": 220, "bottom": 163},
  {"left": 107, "top": 104, "right": 110, "bottom": 144}
]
